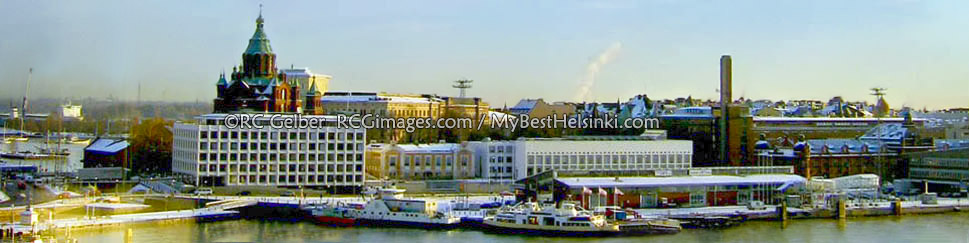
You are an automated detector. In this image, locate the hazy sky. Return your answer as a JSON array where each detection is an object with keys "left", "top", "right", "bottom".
[{"left": 1, "top": 0, "right": 966, "bottom": 109}]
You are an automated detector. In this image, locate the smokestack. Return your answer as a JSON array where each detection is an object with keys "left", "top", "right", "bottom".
[{"left": 719, "top": 55, "right": 731, "bottom": 165}]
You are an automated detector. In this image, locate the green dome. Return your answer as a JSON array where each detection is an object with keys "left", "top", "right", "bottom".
[{"left": 244, "top": 14, "right": 273, "bottom": 55}]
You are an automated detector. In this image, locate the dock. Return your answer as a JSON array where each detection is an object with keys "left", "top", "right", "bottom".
[{"left": 2, "top": 208, "right": 239, "bottom": 236}]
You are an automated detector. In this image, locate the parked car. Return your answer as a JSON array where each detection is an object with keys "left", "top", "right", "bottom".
[
  {"left": 236, "top": 190, "right": 251, "bottom": 196},
  {"left": 279, "top": 191, "right": 295, "bottom": 197}
]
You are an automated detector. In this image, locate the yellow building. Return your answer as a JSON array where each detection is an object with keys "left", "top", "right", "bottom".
[{"left": 365, "top": 142, "right": 475, "bottom": 180}]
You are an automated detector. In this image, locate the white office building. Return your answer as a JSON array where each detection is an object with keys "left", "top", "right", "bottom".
[
  {"left": 469, "top": 136, "right": 693, "bottom": 180},
  {"left": 172, "top": 114, "right": 365, "bottom": 192}
]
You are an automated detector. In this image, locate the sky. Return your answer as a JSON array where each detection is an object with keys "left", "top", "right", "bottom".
[{"left": 0, "top": 0, "right": 966, "bottom": 109}]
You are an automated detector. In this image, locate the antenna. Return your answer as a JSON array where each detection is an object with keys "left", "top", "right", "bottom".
[
  {"left": 871, "top": 87, "right": 888, "bottom": 118},
  {"left": 23, "top": 68, "right": 31, "bottom": 115},
  {"left": 870, "top": 87, "right": 886, "bottom": 99},
  {"left": 452, "top": 79, "right": 473, "bottom": 98}
]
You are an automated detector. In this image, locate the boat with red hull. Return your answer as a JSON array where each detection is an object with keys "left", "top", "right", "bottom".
[{"left": 303, "top": 203, "right": 360, "bottom": 227}]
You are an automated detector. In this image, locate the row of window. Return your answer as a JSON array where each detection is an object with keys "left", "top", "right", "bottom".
[
  {"left": 912, "top": 158, "right": 969, "bottom": 169},
  {"left": 222, "top": 174, "right": 363, "bottom": 185},
  {"left": 387, "top": 171, "right": 472, "bottom": 179},
  {"left": 387, "top": 157, "right": 469, "bottom": 167},
  {"left": 488, "top": 156, "right": 514, "bottom": 164},
  {"left": 911, "top": 168, "right": 969, "bottom": 181},
  {"left": 527, "top": 154, "right": 690, "bottom": 165},
  {"left": 198, "top": 153, "right": 363, "bottom": 162},
  {"left": 488, "top": 145, "right": 515, "bottom": 153},
  {"left": 198, "top": 141, "right": 364, "bottom": 152},
  {"left": 199, "top": 130, "right": 364, "bottom": 141},
  {"left": 198, "top": 163, "right": 362, "bottom": 174}
]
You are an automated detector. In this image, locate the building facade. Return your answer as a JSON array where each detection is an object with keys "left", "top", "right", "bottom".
[
  {"left": 320, "top": 91, "right": 443, "bottom": 119},
  {"left": 507, "top": 98, "right": 576, "bottom": 119},
  {"left": 469, "top": 137, "right": 694, "bottom": 180},
  {"left": 364, "top": 142, "right": 475, "bottom": 180},
  {"left": 172, "top": 114, "right": 366, "bottom": 192}
]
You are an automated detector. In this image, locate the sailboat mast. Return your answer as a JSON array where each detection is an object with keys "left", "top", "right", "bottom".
[{"left": 21, "top": 68, "right": 31, "bottom": 135}]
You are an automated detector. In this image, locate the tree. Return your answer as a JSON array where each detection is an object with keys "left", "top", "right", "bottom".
[{"left": 128, "top": 117, "right": 174, "bottom": 174}]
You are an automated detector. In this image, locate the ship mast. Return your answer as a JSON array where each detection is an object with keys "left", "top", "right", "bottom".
[{"left": 21, "top": 68, "right": 31, "bottom": 136}]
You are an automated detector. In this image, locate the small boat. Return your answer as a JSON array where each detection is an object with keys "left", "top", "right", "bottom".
[
  {"left": 668, "top": 214, "right": 745, "bottom": 228},
  {"left": 303, "top": 202, "right": 359, "bottom": 227},
  {"left": 3, "top": 137, "right": 28, "bottom": 143},
  {"left": 593, "top": 206, "right": 681, "bottom": 234},
  {"left": 66, "top": 137, "right": 91, "bottom": 145},
  {"left": 0, "top": 151, "right": 67, "bottom": 160}
]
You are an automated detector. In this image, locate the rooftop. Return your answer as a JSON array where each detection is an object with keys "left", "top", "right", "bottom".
[
  {"left": 85, "top": 138, "right": 129, "bottom": 155},
  {"left": 556, "top": 174, "right": 806, "bottom": 189}
]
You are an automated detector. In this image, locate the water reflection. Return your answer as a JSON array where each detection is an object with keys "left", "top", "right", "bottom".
[{"left": 67, "top": 212, "right": 969, "bottom": 243}]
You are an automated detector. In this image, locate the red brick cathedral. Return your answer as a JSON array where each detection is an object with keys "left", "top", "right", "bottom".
[{"left": 214, "top": 12, "right": 302, "bottom": 113}]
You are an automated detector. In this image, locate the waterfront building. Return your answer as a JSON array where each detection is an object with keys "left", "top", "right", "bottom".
[
  {"left": 661, "top": 106, "right": 931, "bottom": 167},
  {"left": 171, "top": 114, "right": 365, "bottom": 192},
  {"left": 537, "top": 173, "right": 806, "bottom": 209},
  {"left": 897, "top": 144, "right": 969, "bottom": 194},
  {"left": 213, "top": 12, "right": 304, "bottom": 114},
  {"left": 82, "top": 138, "right": 129, "bottom": 168},
  {"left": 758, "top": 114, "right": 950, "bottom": 182},
  {"left": 468, "top": 136, "right": 693, "bottom": 181},
  {"left": 364, "top": 142, "right": 475, "bottom": 180}
]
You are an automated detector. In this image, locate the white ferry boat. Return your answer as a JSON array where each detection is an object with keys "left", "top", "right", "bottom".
[
  {"left": 483, "top": 202, "right": 622, "bottom": 236},
  {"left": 348, "top": 188, "right": 462, "bottom": 228}
]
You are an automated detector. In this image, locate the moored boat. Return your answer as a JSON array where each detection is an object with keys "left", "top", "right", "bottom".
[
  {"left": 303, "top": 202, "right": 359, "bottom": 227},
  {"left": 594, "top": 206, "right": 682, "bottom": 234},
  {"left": 482, "top": 202, "right": 622, "bottom": 236},
  {"left": 348, "top": 187, "right": 462, "bottom": 228}
]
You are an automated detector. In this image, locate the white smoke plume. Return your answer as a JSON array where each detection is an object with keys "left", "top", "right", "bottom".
[{"left": 574, "top": 42, "right": 622, "bottom": 102}]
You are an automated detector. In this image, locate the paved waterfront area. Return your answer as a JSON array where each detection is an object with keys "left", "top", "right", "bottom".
[{"left": 2, "top": 208, "right": 238, "bottom": 235}]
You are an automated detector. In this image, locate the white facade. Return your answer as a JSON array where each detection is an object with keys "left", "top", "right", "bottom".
[
  {"left": 172, "top": 114, "right": 365, "bottom": 189},
  {"left": 470, "top": 137, "right": 693, "bottom": 180},
  {"left": 61, "top": 104, "right": 83, "bottom": 120},
  {"left": 468, "top": 139, "right": 518, "bottom": 180},
  {"left": 281, "top": 67, "right": 331, "bottom": 98}
]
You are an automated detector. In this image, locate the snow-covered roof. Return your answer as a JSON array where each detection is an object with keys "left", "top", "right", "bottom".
[
  {"left": 859, "top": 123, "right": 909, "bottom": 142},
  {"left": 394, "top": 143, "right": 461, "bottom": 153},
  {"left": 509, "top": 99, "right": 539, "bottom": 113},
  {"left": 320, "top": 93, "right": 440, "bottom": 104},
  {"left": 752, "top": 117, "right": 922, "bottom": 123},
  {"left": 660, "top": 107, "right": 714, "bottom": 119},
  {"left": 85, "top": 138, "right": 129, "bottom": 155},
  {"left": 805, "top": 139, "right": 882, "bottom": 154},
  {"left": 557, "top": 174, "right": 806, "bottom": 189}
]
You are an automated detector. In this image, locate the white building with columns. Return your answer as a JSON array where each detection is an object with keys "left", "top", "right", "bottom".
[{"left": 469, "top": 136, "right": 693, "bottom": 181}]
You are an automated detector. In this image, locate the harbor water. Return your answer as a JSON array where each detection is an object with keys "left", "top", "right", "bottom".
[
  {"left": 70, "top": 212, "right": 969, "bottom": 243},
  {"left": 1, "top": 140, "right": 85, "bottom": 173}
]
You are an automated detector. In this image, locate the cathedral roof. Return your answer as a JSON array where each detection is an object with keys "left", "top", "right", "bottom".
[
  {"left": 244, "top": 12, "right": 273, "bottom": 55},
  {"left": 235, "top": 76, "right": 276, "bottom": 87},
  {"left": 216, "top": 73, "right": 228, "bottom": 87},
  {"left": 306, "top": 82, "right": 320, "bottom": 96}
]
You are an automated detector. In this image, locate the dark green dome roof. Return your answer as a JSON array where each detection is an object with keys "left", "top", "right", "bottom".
[{"left": 244, "top": 14, "right": 273, "bottom": 55}]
